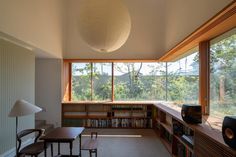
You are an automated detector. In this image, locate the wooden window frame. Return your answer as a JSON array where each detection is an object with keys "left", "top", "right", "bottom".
[
  {"left": 62, "top": 2, "right": 236, "bottom": 116},
  {"left": 63, "top": 60, "right": 162, "bottom": 102}
]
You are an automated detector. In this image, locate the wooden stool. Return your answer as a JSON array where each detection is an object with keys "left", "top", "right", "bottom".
[{"left": 81, "top": 132, "right": 98, "bottom": 157}]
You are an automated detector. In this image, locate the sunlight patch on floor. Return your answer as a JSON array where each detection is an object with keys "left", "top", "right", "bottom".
[{"left": 82, "top": 134, "right": 142, "bottom": 138}]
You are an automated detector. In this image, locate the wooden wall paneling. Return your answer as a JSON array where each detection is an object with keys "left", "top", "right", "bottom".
[{"left": 195, "top": 130, "right": 236, "bottom": 157}]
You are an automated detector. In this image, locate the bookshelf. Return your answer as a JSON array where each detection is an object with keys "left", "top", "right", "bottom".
[
  {"left": 153, "top": 104, "right": 195, "bottom": 157},
  {"left": 62, "top": 102, "right": 236, "bottom": 157},
  {"left": 62, "top": 102, "right": 153, "bottom": 128},
  {"left": 153, "top": 103, "right": 236, "bottom": 157}
]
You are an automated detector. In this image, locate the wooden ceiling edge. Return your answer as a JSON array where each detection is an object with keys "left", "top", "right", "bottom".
[
  {"left": 159, "top": 1, "right": 236, "bottom": 62},
  {"left": 63, "top": 59, "right": 160, "bottom": 62}
]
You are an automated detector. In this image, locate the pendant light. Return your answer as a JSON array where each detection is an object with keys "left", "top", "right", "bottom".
[{"left": 78, "top": 0, "right": 131, "bottom": 53}]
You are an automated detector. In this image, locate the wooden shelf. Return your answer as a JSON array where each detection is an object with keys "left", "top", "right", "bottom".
[
  {"left": 87, "top": 110, "right": 109, "bottom": 112},
  {"left": 63, "top": 115, "right": 109, "bottom": 119},
  {"left": 62, "top": 102, "right": 153, "bottom": 128},
  {"left": 62, "top": 101, "right": 236, "bottom": 157},
  {"left": 63, "top": 115, "right": 88, "bottom": 119},
  {"left": 160, "top": 138, "right": 172, "bottom": 154},
  {"left": 161, "top": 122, "right": 173, "bottom": 134},
  {"left": 174, "top": 135, "right": 194, "bottom": 153}
]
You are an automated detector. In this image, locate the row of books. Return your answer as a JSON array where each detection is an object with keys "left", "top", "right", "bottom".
[
  {"left": 177, "top": 143, "right": 194, "bottom": 157},
  {"left": 87, "top": 119, "right": 110, "bottom": 127},
  {"left": 71, "top": 118, "right": 153, "bottom": 128},
  {"left": 111, "top": 105, "right": 146, "bottom": 111},
  {"left": 65, "top": 112, "right": 150, "bottom": 118},
  {"left": 173, "top": 120, "right": 194, "bottom": 136},
  {"left": 111, "top": 118, "right": 152, "bottom": 128},
  {"left": 163, "top": 129, "right": 172, "bottom": 143}
]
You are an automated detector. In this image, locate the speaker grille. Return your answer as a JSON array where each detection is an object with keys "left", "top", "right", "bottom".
[{"left": 195, "top": 130, "right": 236, "bottom": 157}]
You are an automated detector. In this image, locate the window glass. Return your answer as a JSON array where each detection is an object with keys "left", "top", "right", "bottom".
[
  {"left": 114, "top": 63, "right": 166, "bottom": 101},
  {"left": 92, "top": 63, "right": 112, "bottom": 101},
  {"left": 72, "top": 63, "right": 91, "bottom": 101},
  {"left": 210, "top": 29, "right": 236, "bottom": 118},
  {"left": 167, "top": 51, "right": 199, "bottom": 107}
]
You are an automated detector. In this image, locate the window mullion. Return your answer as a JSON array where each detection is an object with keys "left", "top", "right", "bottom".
[
  {"left": 112, "top": 62, "right": 114, "bottom": 101},
  {"left": 91, "top": 62, "right": 93, "bottom": 101}
]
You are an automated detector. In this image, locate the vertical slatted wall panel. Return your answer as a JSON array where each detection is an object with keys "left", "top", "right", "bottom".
[
  {"left": 195, "top": 130, "right": 236, "bottom": 157},
  {"left": 0, "top": 39, "right": 35, "bottom": 155}
]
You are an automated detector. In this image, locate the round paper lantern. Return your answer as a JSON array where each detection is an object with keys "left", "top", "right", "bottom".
[{"left": 78, "top": 0, "right": 131, "bottom": 53}]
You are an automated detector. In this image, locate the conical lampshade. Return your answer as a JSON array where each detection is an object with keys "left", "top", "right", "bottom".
[{"left": 8, "top": 99, "right": 42, "bottom": 117}]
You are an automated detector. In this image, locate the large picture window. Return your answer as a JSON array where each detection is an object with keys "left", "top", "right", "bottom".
[
  {"left": 72, "top": 63, "right": 92, "bottom": 101},
  {"left": 167, "top": 50, "right": 199, "bottom": 106},
  {"left": 70, "top": 58, "right": 199, "bottom": 103},
  {"left": 71, "top": 62, "right": 112, "bottom": 101},
  {"left": 114, "top": 63, "right": 166, "bottom": 101},
  {"left": 92, "top": 63, "right": 112, "bottom": 101},
  {"left": 71, "top": 62, "right": 167, "bottom": 101},
  {"left": 210, "top": 28, "right": 236, "bottom": 118}
]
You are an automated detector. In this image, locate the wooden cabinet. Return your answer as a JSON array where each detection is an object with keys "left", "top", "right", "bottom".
[
  {"left": 62, "top": 102, "right": 236, "bottom": 157},
  {"left": 62, "top": 102, "right": 153, "bottom": 128},
  {"left": 153, "top": 105, "right": 194, "bottom": 157},
  {"left": 153, "top": 103, "right": 236, "bottom": 157}
]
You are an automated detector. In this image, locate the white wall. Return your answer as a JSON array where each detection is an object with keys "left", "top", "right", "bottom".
[
  {"left": 35, "top": 59, "right": 62, "bottom": 127},
  {"left": 0, "top": 39, "right": 35, "bottom": 155},
  {"left": 0, "top": 0, "right": 64, "bottom": 59}
]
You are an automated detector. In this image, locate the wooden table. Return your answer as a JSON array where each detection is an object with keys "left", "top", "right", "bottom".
[{"left": 41, "top": 127, "right": 85, "bottom": 157}]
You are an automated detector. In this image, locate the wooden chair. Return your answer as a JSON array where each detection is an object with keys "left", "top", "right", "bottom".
[
  {"left": 17, "top": 129, "right": 53, "bottom": 157},
  {"left": 81, "top": 132, "right": 98, "bottom": 157}
]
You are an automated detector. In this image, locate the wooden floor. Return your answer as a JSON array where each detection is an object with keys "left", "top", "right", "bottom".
[{"left": 39, "top": 129, "right": 171, "bottom": 157}]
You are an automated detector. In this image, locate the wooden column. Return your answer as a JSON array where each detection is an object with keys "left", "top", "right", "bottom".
[
  {"left": 199, "top": 41, "right": 210, "bottom": 114},
  {"left": 62, "top": 61, "right": 71, "bottom": 101},
  {"left": 68, "top": 62, "right": 72, "bottom": 101}
]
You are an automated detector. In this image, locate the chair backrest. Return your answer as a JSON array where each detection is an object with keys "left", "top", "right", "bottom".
[
  {"left": 91, "top": 132, "right": 97, "bottom": 139},
  {"left": 17, "top": 129, "right": 45, "bottom": 153}
]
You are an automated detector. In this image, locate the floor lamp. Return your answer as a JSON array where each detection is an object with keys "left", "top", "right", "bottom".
[{"left": 8, "top": 99, "right": 42, "bottom": 157}]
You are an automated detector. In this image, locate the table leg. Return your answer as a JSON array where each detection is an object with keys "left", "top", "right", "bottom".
[
  {"left": 70, "top": 141, "right": 73, "bottom": 156},
  {"left": 44, "top": 141, "right": 47, "bottom": 157},
  {"left": 79, "top": 134, "right": 82, "bottom": 157},
  {"left": 58, "top": 142, "right": 60, "bottom": 155}
]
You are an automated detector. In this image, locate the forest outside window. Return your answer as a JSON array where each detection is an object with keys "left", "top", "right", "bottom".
[
  {"left": 114, "top": 63, "right": 166, "bottom": 101},
  {"left": 70, "top": 58, "right": 199, "bottom": 104},
  {"left": 210, "top": 28, "right": 236, "bottom": 119},
  {"left": 71, "top": 62, "right": 112, "bottom": 101},
  {"left": 166, "top": 49, "right": 199, "bottom": 107}
]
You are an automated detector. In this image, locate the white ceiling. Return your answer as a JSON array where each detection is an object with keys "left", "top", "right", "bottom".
[
  {"left": 0, "top": 0, "right": 233, "bottom": 59},
  {"left": 63, "top": 0, "right": 233, "bottom": 59}
]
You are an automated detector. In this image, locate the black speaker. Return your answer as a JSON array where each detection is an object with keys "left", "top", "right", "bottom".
[
  {"left": 222, "top": 116, "right": 236, "bottom": 149},
  {"left": 181, "top": 104, "right": 202, "bottom": 124}
]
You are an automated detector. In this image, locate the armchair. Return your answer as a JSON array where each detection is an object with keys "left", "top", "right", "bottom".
[{"left": 17, "top": 129, "right": 53, "bottom": 157}]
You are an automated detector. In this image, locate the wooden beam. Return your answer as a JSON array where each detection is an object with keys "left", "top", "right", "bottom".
[
  {"left": 63, "top": 59, "right": 159, "bottom": 63},
  {"left": 160, "top": 1, "right": 236, "bottom": 61},
  {"left": 62, "top": 62, "right": 70, "bottom": 101},
  {"left": 68, "top": 62, "right": 72, "bottom": 101}
]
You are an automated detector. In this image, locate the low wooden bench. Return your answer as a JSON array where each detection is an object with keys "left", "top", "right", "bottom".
[{"left": 81, "top": 132, "right": 98, "bottom": 157}]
